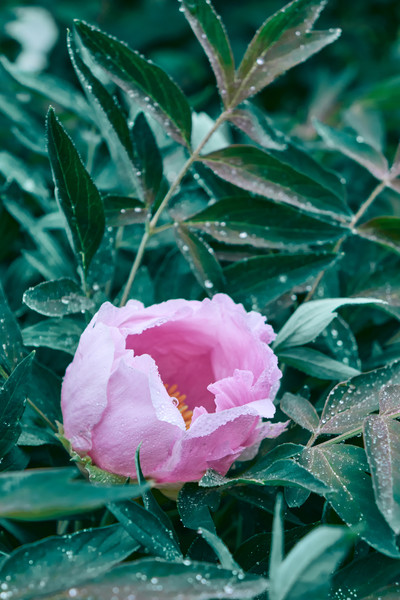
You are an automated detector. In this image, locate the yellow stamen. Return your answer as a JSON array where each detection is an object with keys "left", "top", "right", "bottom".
[{"left": 165, "top": 383, "right": 193, "bottom": 430}]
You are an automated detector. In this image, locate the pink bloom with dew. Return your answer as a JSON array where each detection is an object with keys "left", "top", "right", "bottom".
[{"left": 61, "top": 294, "right": 286, "bottom": 484}]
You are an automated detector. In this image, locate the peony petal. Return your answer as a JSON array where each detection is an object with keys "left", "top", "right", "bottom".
[
  {"left": 90, "top": 353, "right": 184, "bottom": 478},
  {"left": 61, "top": 322, "right": 125, "bottom": 453}
]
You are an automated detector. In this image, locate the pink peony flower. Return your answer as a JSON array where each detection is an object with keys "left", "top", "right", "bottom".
[{"left": 61, "top": 294, "right": 285, "bottom": 484}]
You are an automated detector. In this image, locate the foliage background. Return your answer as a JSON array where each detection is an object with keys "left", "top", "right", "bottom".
[{"left": 0, "top": 0, "right": 400, "bottom": 599}]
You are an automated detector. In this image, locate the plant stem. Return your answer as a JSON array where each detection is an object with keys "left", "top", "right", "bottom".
[
  {"left": 27, "top": 397, "right": 58, "bottom": 433},
  {"left": 119, "top": 111, "right": 229, "bottom": 307},
  {"left": 304, "top": 180, "right": 387, "bottom": 302}
]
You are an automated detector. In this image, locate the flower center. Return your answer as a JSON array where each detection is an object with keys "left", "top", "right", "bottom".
[{"left": 165, "top": 383, "right": 193, "bottom": 430}]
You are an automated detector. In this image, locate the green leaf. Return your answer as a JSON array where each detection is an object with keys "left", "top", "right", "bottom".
[
  {"left": 228, "top": 106, "right": 287, "bottom": 150},
  {"left": 357, "top": 216, "right": 400, "bottom": 255},
  {"left": 23, "top": 278, "right": 94, "bottom": 317},
  {"left": 187, "top": 196, "right": 346, "bottom": 250},
  {"left": 197, "top": 528, "right": 239, "bottom": 571},
  {"left": 175, "top": 225, "right": 225, "bottom": 295},
  {"left": 0, "top": 467, "right": 149, "bottom": 520},
  {"left": 269, "top": 525, "right": 351, "bottom": 600},
  {"left": 180, "top": 0, "right": 235, "bottom": 106},
  {"left": 278, "top": 347, "right": 360, "bottom": 380},
  {"left": 35, "top": 558, "right": 270, "bottom": 600},
  {"left": 280, "top": 393, "right": 320, "bottom": 432},
  {"left": 0, "top": 525, "right": 139, "bottom": 600},
  {"left": 0, "top": 282, "right": 24, "bottom": 372},
  {"left": 108, "top": 500, "right": 182, "bottom": 561},
  {"left": 67, "top": 31, "right": 140, "bottom": 195},
  {"left": 225, "top": 252, "right": 338, "bottom": 310},
  {"left": 234, "top": 0, "right": 341, "bottom": 105},
  {"left": 74, "top": 20, "right": 192, "bottom": 147},
  {"left": 0, "top": 151, "right": 48, "bottom": 199},
  {"left": 46, "top": 107, "right": 105, "bottom": 277},
  {"left": 104, "top": 195, "right": 146, "bottom": 226},
  {"left": 269, "top": 494, "right": 284, "bottom": 582},
  {"left": 22, "top": 318, "right": 84, "bottom": 355},
  {"left": 318, "top": 361, "right": 400, "bottom": 435},
  {"left": 0, "top": 57, "right": 92, "bottom": 121},
  {"left": 314, "top": 119, "right": 389, "bottom": 179},
  {"left": 0, "top": 353, "right": 34, "bottom": 459},
  {"left": 132, "top": 112, "right": 164, "bottom": 207},
  {"left": 364, "top": 416, "right": 400, "bottom": 534},
  {"left": 274, "top": 297, "right": 384, "bottom": 351},
  {"left": 332, "top": 553, "right": 400, "bottom": 600},
  {"left": 299, "top": 445, "right": 400, "bottom": 557},
  {"left": 178, "top": 483, "right": 220, "bottom": 533},
  {"left": 201, "top": 145, "right": 350, "bottom": 220}
]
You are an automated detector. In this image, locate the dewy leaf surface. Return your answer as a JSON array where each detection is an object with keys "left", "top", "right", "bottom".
[
  {"left": 180, "top": 0, "right": 235, "bottom": 106},
  {"left": 0, "top": 525, "right": 139, "bottom": 600},
  {"left": 318, "top": 361, "right": 400, "bottom": 435},
  {"left": 299, "top": 445, "right": 400, "bottom": 557},
  {"left": 187, "top": 196, "right": 346, "bottom": 250},
  {"left": 364, "top": 416, "right": 400, "bottom": 534},
  {"left": 46, "top": 107, "right": 105, "bottom": 276},
  {"left": 234, "top": 0, "right": 341, "bottom": 105},
  {"left": 201, "top": 145, "right": 350, "bottom": 220},
  {"left": 314, "top": 119, "right": 389, "bottom": 180},
  {"left": 74, "top": 20, "right": 192, "bottom": 146},
  {"left": 23, "top": 278, "right": 94, "bottom": 317}
]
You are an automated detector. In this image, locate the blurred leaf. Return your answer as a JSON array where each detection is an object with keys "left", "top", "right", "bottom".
[
  {"left": 39, "top": 558, "right": 270, "bottom": 600},
  {"left": 299, "top": 445, "right": 400, "bottom": 557},
  {"left": 0, "top": 282, "right": 24, "bottom": 372},
  {"left": 274, "top": 297, "right": 384, "bottom": 351},
  {"left": 187, "top": 196, "right": 346, "bottom": 250},
  {"left": 357, "top": 217, "right": 400, "bottom": 255},
  {"left": 269, "top": 525, "right": 351, "bottom": 600},
  {"left": 180, "top": 0, "right": 235, "bottom": 106},
  {"left": 0, "top": 57, "right": 92, "bottom": 121},
  {"left": 269, "top": 494, "right": 284, "bottom": 582},
  {"left": 225, "top": 252, "right": 338, "bottom": 309},
  {"left": 108, "top": 500, "right": 182, "bottom": 561},
  {"left": 0, "top": 467, "right": 149, "bottom": 520},
  {"left": 364, "top": 415, "right": 400, "bottom": 534},
  {"left": 277, "top": 346, "right": 360, "bottom": 380},
  {"left": 234, "top": 0, "right": 341, "bottom": 105},
  {"left": 314, "top": 119, "right": 389, "bottom": 179},
  {"left": 197, "top": 528, "right": 238, "bottom": 570},
  {"left": 104, "top": 195, "right": 146, "bottom": 226},
  {"left": 175, "top": 225, "right": 225, "bottom": 295},
  {"left": 22, "top": 318, "right": 84, "bottom": 355},
  {"left": 332, "top": 552, "right": 400, "bottom": 600},
  {"left": 74, "top": 20, "right": 192, "bottom": 147},
  {"left": 0, "top": 151, "right": 48, "bottom": 199},
  {"left": 0, "top": 353, "right": 34, "bottom": 459},
  {"left": 68, "top": 32, "right": 140, "bottom": 195},
  {"left": 280, "top": 393, "right": 319, "bottom": 432},
  {"left": 46, "top": 107, "right": 105, "bottom": 277},
  {"left": 0, "top": 525, "right": 139, "bottom": 600},
  {"left": 201, "top": 145, "right": 350, "bottom": 220},
  {"left": 318, "top": 361, "right": 400, "bottom": 435},
  {"left": 23, "top": 278, "right": 94, "bottom": 317}
]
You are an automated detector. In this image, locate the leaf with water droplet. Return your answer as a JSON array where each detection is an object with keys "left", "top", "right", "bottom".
[
  {"left": 278, "top": 346, "right": 360, "bottom": 380},
  {"left": 175, "top": 225, "right": 225, "bottom": 296},
  {"left": 187, "top": 196, "right": 347, "bottom": 250},
  {"left": 225, "top": 252, "right": 338, "bottom": 309},
  {"left": 319, "top": 361, "right": 400, "bottom": 435},
  {"left": 23, "top": 278, "right": 94, "bottom": 317},
  {"left": 314, "top": 118, "right": 389, "bottom": 180},
  {"left": 46, "top": 107, "right": 105, "bottom": 278},
  {"left": 0, "top": 282, "right": 24, "bottom": 373},
  {"left": 274, "top": 297, "right": 384, "bottom": 351},
  {"left": 180, "top": 0, "right": 235, "bottom": 106},
  {"left": 364, "top": 415, "right": 400, "bottom": 534},
  {"left": 280, "top": 392, "right": 320, "bottom": 432},
  {"left": 74, "top": 20, "right": 192, "bottom": 147},
  {"left": 234, "top": 0, "right": 341, "bottom": 105},
  {"left": 0, "top": 352, "right": 34, "bottom": 460},
  {"left": 22, "top": 318, "right": 85, "bottom": 356},
  {"left": 201, "top": 145, "right": 351, "bottom": 220},
  {"left": 0, "top": 524, "right": 139, "bottom": 600},
  {"left": 299, "top": 445, "right": 400, "bottom": 557}
]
